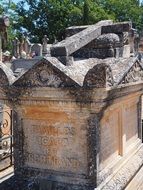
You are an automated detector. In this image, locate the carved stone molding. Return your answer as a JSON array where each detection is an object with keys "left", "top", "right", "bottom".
[
  {"left": 84, "top": 64, "right": 114, "bottom": 88},
  {"left": 98, "top": 146, "right": 143, "bottom": 190},
  {"left": 14, "top": 63, "right": 63, "bottom": 88},
  {"left": 36, "top": 65, "right": 62, "bottom": 87},
  {"left": 119, "top": 61, "right": 143, "bottom": 85},
  {"left": 13, "top": 61, "right": 79, "bottom": 89}
]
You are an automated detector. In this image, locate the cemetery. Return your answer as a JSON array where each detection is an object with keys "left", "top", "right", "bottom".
[{"left": 0, "top": 14, "right": 143, "bottom": 190}]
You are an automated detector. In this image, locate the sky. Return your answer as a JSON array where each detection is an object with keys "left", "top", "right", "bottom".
[{"left": 12, "top": 0, "right": 19, "bottom": 3}]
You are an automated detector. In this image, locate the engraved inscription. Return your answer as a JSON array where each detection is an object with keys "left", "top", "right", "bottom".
[
  {"left": 25, "top": 152, "right": 80, "bottom": 170},
  {"left": 23, "top": 119, "right": 87, "bottom": 173}
]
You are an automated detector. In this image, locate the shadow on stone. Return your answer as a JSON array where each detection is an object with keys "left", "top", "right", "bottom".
[{"left": 0, "top": 176, "right": 28, "bottom": 190}]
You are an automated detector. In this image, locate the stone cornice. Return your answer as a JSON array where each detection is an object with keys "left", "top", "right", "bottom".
[{"left": 97, "top": 145, "right": 143, "bottom": 190}]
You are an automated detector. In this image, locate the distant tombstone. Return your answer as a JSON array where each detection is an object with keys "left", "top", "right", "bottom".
[
  {"left": 12, "top": 37, "right": 20, "bottom": 58},
  {"left": 129, "top": 29, "right": 136, "bottom": 54},
  {"left": 42, "top": 35, "right": 49, "bottom": 53},
  {"left": 19, "top": 35, "right": 25, "bottom": 58},
  {"left": 31, "top": 44, "right": 42, "bottom": 57},
  {"left": 23, "top": 35, "right": 32, "bottom": 57}
]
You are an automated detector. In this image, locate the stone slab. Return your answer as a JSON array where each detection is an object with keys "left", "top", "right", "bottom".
[
  {"left": 0, "top": 166, "right": 14, "bottom": 183},
  {"left": 51, "top": 20, "right": 113, "bottom": 56},
  {"left": 125, "top": 166, "right": 143, "bottom": 190},
  {"left": 66, "top": 22, "right": 131, "bottom": 37},
  {"left": 101, "top": 21, "right": 132, "bottom": 34},
  {"left": 0, "top": 157, "right": 12, "bottom": 171}
]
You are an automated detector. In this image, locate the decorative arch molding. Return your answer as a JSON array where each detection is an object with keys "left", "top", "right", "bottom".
[{"left": 83, "top": 63, "right": 114, "bottom": 88}]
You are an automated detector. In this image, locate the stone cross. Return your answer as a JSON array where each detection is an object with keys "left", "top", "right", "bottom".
[{"left": 51, "top": 21, "right": 131, "bottom": 57}]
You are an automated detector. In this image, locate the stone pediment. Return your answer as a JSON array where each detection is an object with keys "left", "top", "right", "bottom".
[
  {"left": 0, "top": 56, "right": 143, "bottom": 98},
  {"left": 12, "top": 56, "right": 143, "bottom": 90},
  {"left": 119, "top": 59, "right": 143, "bottom": 85},
  {"left": 12, "top": 57, "right": 115, "bottom": 89},
  {"left": 83, "top": 57, "right": 143, "bottom": 88},
  {"left": 105, "top": 57, "right": 143, "bottom": 86},
  {"left": 13, "top": 58, "right": 80, "bottom": 88}
]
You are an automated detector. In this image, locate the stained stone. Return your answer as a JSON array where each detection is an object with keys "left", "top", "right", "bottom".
[
  {"left": 31, "top": 44, "right": 42, "bottom": 57},
  {"left": 66, "top": 22, "right": 131, "bottom": 37},
  {"left": 0, "top": 20, "right": 142, "bottom": 190},
  {"left": 51, "top": 20, "right": 113, "bottom": 56}
]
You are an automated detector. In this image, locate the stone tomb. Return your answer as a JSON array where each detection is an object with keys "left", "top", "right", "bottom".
[{"left": 0, "top": 20, "right": 142, "bottom": 190}]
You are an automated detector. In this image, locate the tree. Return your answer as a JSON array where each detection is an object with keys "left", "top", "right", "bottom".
[
  {"left": 100, "top": 0, "right": 143, "bottom": 31},
  {"left": 81, "top": 0, "right": 114, "bottom": 25},
  {"left": 0, "top": 0, "right": 18, "bottom": 51},
  {"left": 15, "top": 0, "right": 82, "bottom": 43},
  {"left": 83, "top": 0, "right": 90, "bottom": 24},
  {"left": 15, "top": 0, "right": 143, "bottom": 43}
]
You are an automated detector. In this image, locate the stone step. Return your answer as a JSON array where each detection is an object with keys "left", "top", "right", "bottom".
[
  {"left": 0, "top": 166, "right": 14, "bottom": 183},
  {"left": 125, "top": 166, "right": 143, "bottom": 190}
]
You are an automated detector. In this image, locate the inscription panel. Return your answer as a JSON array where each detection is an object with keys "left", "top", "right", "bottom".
[
  {"left": 100, "top": 109, "right": 120, "bottom": 169},
  {"left": 23, "top": 115, "right": 87, "bottom": 174},
  {"left": 123, "top": 102, "right": 138, "bottom": 150}
]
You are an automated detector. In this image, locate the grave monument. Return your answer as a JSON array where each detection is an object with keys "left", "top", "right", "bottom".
[{"left": 0, "top": 20, "right": 143, "bottom": 190}]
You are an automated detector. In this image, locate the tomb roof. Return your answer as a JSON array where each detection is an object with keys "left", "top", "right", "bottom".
[
  {"left": 0, "top": 56, "right": 141, "bottom": 89},
  {"left": 0, "top": 20, "right": 142, "bottom": 92}
]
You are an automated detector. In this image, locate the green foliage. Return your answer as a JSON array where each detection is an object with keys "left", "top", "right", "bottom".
[
  {"left": 0, "top": 0, "right": 19, "bottom": 51},
  {"left": 83, "top": 0, "right": 90, "bottom": 24},
  {"left": 100, "top": 0, "right": 143, "bottom": 31},
  {"left": 82, "top": 0, "right": 114, "bottom": 25},
  {"left": 15, "top": 0, "right": 83, "bottom": 42},
  {"left": 2, "top": 0, "right": 143, "bottom": 45},
  {"left": 15, "top": 0, "right": 115, "bottom": 42}
]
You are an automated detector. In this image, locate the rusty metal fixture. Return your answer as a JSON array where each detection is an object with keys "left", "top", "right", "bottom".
[{"left": 0, "top": 108, "right": 13, "bottom": 169}]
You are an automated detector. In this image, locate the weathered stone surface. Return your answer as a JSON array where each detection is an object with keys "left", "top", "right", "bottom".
[
  {"left": 0, "top": 63, "right": 15, "bottom": 86},
  {"left": 0, "top": 56, "right": 143, "bottom": 91},
  {"left": 23, "top": 115, "right": 87, "bottom": 174},
  {"left": 66, "top": 25, "right": 89, "bottom": 37},
  {"left": 94, "top": 33, "right": 120, "bottom": 48},
  {"left": 0, "top": 20, "right": 143, "bottom": 190},
  {"left": 12, "top": 58, "right": 80, "bottom": 88},
  {"left": 73, "top": 33, "right": 121, "bottom": 59},
  {"left": 31, "top": 43, "right": 42, "bottom": 57},
  {"left": 120, "top": 60, "right": 143, "bottom": 84},
  {"left": 101, "top": 21, "right": 132, "bottom": 34},
  {"left": 66, "top": 22, "right": 131, "bottom": 37},
  {"left": 51, "top": 20, "right": 113, "bottom": 56},
  {"left": 11, "top": 58, "right": 41, "bottom": 77},
  {"left": 99, "top": 145, "right": 143, "bottom": 190},
  {"left": 98, "top": 93, "right": 141, "bottom": 186}
]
